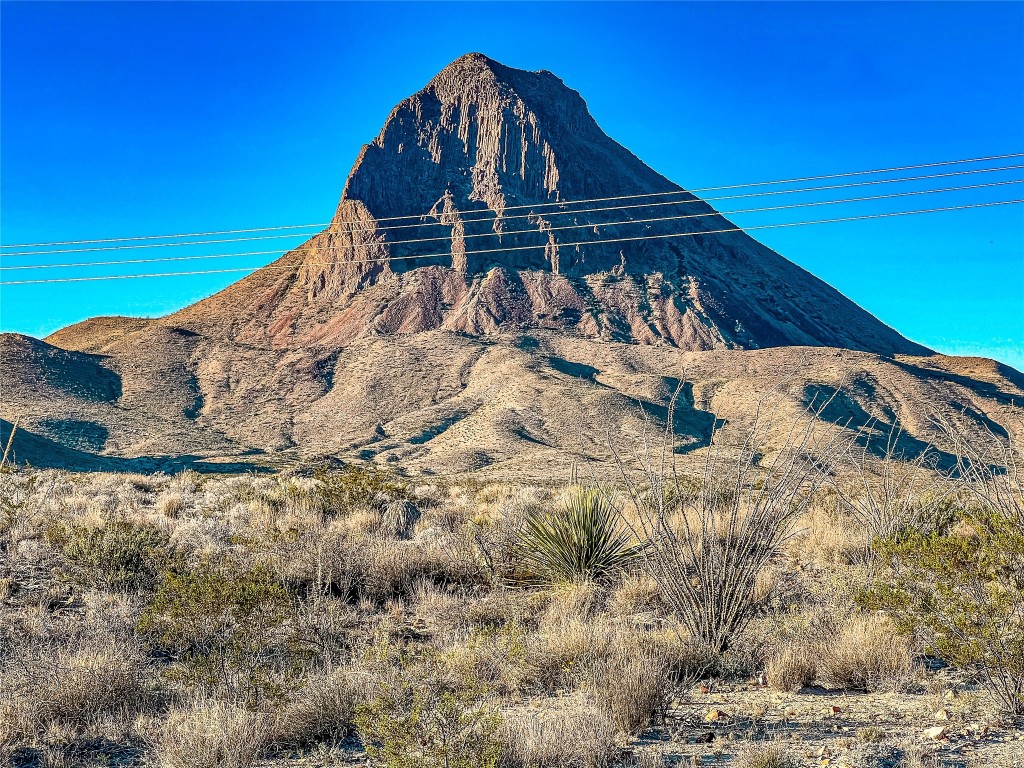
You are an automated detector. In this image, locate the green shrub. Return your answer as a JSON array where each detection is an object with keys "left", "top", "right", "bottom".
[
  {"left": 137, "top": 559, "right": 304, "bottom": 704},
  {"left": 316, "top": 465, "right": 409, "bottom": 514},
  {"left": 860, "top": 510, "right": 1024, "bottom": 718},
  {"left": 517, "top": 487, "right": 641, "bottom": 584},
  {"left": 355, "top": 648, "right": 503, "bottom": 768},
  {"left": 46, "top": 518, "right": 172, "bottom": 591}
]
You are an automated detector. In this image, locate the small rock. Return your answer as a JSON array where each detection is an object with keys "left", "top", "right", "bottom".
[
  {"left": 923, "top": 726, "right": 949, "bottom": 740},
  {"left": 934, "top": 708, "right": 951, "bottom": 721},
  {"left": 704, "top": 708, "right": 728, "bottom": 722}
]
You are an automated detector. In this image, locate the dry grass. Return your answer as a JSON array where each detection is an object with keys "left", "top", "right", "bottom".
[
  {"left": 733, "top": 742, "right": 801, "bottom": 768},
  {"left": 271, "top": 667, "right": 365, "bottom": 747},
  {"left": 586, "top": 639, "right": 670, "bottom": 736},
  {"left": 152, "top": 699, "right": 273, "bottom": 768},
  {"left": 499, "top": 700, "right": 620, "bottom": 767},
  {"left": 0, "top": 638, "right": 152, "bottom": 739},
  {"left": 765, "top": 644, "right": 817, "bottom": 692},
  {"left": 0, "top": 460, "right": 1021, "bottom": 767},
  {"left": 816, "top": 614, "right": 916, "bottom": 693}
]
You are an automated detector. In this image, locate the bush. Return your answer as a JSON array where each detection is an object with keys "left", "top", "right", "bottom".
[
  {"left": 764, "top": 613, "right": 912, "bottom": 693},
  {"left": 137, "top": 559, "right": 303, "bottom": 703},
  {"left": 517, "top": 487, "right": 640, "bottom": 584},
  {"left": 1, "top": 640, "right": 152, "bottom": 738},
  {"left": 354, "top": 650, "right": 502, "bottom": 768},
  {"left": 317, "top": 465, "right": 409, "bottom": 514},
  {"left": 586, "top": 642, "right": 670, "bottom": 736},
  {"left": 734, "top": 742, "right": 800, "bottom": 768},
  {"left": 765, "top": 645, "right": 816, "bottom": 692},
  {"left": 272, "top": 667, "right": 364, "bottom": 747},
  {"left": 499, "top": 703, "right": 619, "bottom": 768},
  {"left": 815, "top": 614, "right": 914, "bottom": 692},
  {"left": 861, "top": 509, "right": 1024, "bottom": 717},
  {"left": 153, "top": 699, "right": 273, "bottom": 768},
  {"left": 46, "top": 518, "right": 172, "bottom": 591}
]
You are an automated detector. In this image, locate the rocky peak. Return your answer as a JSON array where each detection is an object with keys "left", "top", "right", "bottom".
[{"left": 176, "top": 53, "right": 931, "bottom": 357}]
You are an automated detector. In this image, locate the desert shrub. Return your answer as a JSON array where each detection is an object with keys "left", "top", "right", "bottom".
[
  {"left": 525, "top": 618, "right": 613, "bottom": 693},
  {"left": 499, "top": 702, "right": 619, "bottom": 768},
  {"left": 354, "top": 648, "right": 503, "bottom": 768},
  {"left": 156, "top": 491, "right": 187, "bottom": 518},
  {"left": 137, "top": 559, "right": 304, "bottom": 703},
  {"left": 46, "top": 518, "right": 172, "bottom": 591},
  {"left": 153, "top": 699, "right": 273, "bottom": 768},
  {"left": 0, "top": 639, "right": 153, "bottom": 737},
  {"left": 734, "top": 742, "right": 800, "bottom": 768},
  {"left": 0, "top": 470, "right": 39, "bottom": 555},
  {"left": 646, "top": 629, "right": 717, "bottom": 685},
  {"left": 317, "top": 465, "right": 409, "bottom": 514},
  {"left": 616, "top": 403, "right": 841, "bottom": 653},
  {"left": 517, "top": 487, "right": 641, "bottom": 585},
  {"left": 814, "top": 614, "right": 914, "bottom": 692},
  {"left": 586, "top": 641, "right": 670, "bottom": 736},
  {"left": 607, "top": 573, "right": 664, "bottom": 617},
  {"left": 763, "top": 611, "right": 912, "bottom": 693},
  {"left": 764, "top": 644, "right": 816, "bottom": 692},
  {"left": 272, "top": 666, "right": 365, "bottom": 747},
  {"left": 861, "top": 508, "right": 1024, "bottom": 717},
  {"left": 831, "top": 434, "right": 957, "bottom": 555}
]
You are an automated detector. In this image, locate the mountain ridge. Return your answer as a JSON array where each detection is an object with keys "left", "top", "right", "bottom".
[{"left": 2, "top": 53, "right": 1019, "bottom": 475}]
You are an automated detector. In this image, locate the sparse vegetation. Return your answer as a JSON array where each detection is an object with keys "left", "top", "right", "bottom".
[{"left": 2, "top": 425, "right": 1024, "bottom": 766}]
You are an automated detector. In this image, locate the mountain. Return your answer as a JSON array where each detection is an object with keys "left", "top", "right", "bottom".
[
  {"left": 174, "top": 53, "right": 927, "bottom": 354},
  {"left": 1, "top": 54, "right": 1020, "bottom": 476}
]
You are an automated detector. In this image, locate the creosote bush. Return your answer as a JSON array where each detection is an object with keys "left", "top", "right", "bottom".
[
  {"left": 46, "top": 518, "right": 173, "bottom": 591},
  {"left": 355, "top": 646, "right": 503, "bottom": 768},
  {"left": 316, "top": 465, "right": 410, "bottom": 514},
  {"left": 862, "top": 508, "right": 1024, "bottom": 717},
  {"left": 137, "top": 558, "right": 304, "bottom": 704}
]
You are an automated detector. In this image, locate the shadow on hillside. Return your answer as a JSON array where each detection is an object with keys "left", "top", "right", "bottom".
[
  {"left": 0, "top": 419, "right": 270, "bottom": 474},
  {"left": 548, "top": 355, "right": 722, "bottom": 455},
  {"left": 802, "top": 384, "right": 960, "bottom": 472}
]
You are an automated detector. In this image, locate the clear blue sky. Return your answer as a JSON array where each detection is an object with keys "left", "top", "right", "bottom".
[{"left": 2, "top": 1, "right": 1022, "bottom": 368}]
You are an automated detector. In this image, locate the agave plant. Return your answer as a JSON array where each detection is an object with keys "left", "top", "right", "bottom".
[{"left": 518, "top": 487, "right": 642, "bottom": 584}]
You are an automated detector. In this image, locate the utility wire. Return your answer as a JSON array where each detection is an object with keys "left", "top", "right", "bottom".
[
  {"left": 3, "top": 151, "right": 1022, "bottom": 251},
  {"left": 3, "top": 198, "right": 1020, "bottom": 286},
  {"left": 4, "top": 162, "right": 1022, "bottom": 259},
  {"left": 4, "top": 177, "right": 1020, "bottom": 272}
]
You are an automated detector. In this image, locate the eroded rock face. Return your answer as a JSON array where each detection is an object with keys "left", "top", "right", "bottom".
[{"left": 177, "top": 53, "right": 930, "bottom": 356}]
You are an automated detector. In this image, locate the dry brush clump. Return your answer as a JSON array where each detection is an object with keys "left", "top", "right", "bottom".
[
  {"left": 764, "top": 611, "right": 915, "bottom": 693},
  {"left": 151, "top": 698, "right": 275, "bottom": 768}
]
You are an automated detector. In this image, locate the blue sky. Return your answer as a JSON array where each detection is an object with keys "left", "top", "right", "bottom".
[{"left": 1, "top": 1, "right": 1022, "bottom": 368}]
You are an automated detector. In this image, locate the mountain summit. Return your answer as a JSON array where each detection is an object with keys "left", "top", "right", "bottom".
[
  {"left": 4, "top": 54, "right": 1019, "bottom": 475},
  {"left": 176, "top": 53, "right": 928, "bottom": 355}
]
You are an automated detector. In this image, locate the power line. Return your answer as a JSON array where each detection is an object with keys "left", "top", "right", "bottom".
[
  {"left": 4, "top": 177, "right": 1020, "bottom": 272},
  {"left": 3, "top": 198, "right": 1019, "bottom": 286},
  {"left": 5, "top": 162, "right": 1022, "bottom": 259},
  {"left": 3, "top": 151, "right": 1022, "bottom": 251}
]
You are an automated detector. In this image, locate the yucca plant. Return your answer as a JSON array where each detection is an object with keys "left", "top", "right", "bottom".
[{"left": 517, "top": 487, "right": 641, "bottom": 584}]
